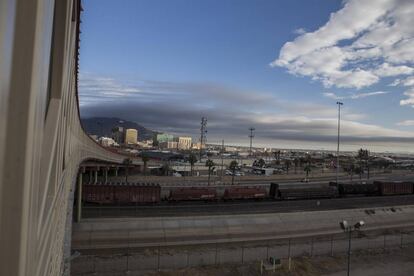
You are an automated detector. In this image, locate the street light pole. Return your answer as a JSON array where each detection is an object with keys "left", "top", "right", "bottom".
[
  {"left": 340, "top": 220, "right": 364, "bottom": 276},
  {"left": 336, "top": 101, "right": 343, "bottom": 183},
  {"left": 347, "top": 228, "right": 352, "bottom": 276}
]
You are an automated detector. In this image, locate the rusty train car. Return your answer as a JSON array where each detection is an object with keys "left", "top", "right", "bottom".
[
  {"left": 223, "top": 187, "right": 267, "bottom": 200},
  {"left": 83, "top": 182, "right": 161, "bottom": 204}
]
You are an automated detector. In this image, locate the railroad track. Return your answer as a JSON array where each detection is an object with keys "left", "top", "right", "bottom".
[{"left": 82, "top": 194, "right": 414, "bottom": 218}]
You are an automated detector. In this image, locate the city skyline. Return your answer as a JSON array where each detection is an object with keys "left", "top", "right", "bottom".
[{"left": 79, "top": 0, "right": 414, "bottom": 153}]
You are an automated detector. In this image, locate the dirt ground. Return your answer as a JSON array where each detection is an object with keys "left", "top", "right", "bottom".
[{"left": 144, "top": 246, "right": 414, "bottom": 276}]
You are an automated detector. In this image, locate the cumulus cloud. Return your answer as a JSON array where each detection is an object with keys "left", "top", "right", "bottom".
[
  {"left": 272, "top": 0, "right": 414, "bottom": 92},
  {"left": 323, "top": 91, "right": 389, "bottom": 100}
]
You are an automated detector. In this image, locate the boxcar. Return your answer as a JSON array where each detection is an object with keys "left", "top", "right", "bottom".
[
  {"left": 223, "top": 186, "right": 267, "bottom": 200},
  {"left": 83, "top": 183, "right": 114, "bottom": 204},
  {"left": 336, "top": 183, "right": 379, "bottom": 196},
  {"left": 169, "top": 187, "right": 217, "bottom": 201},
  {"left": 375, "top": 181, "right": 414, "bottom": 195},
  {"left": 83, "top": 182, "right": 161, "bottom": 204},
  {"left": 114, "top": 183, "right": 130, "bottom": 204},
  {"left": 271, "top": 183, "right": 338, "bottom": 200}
]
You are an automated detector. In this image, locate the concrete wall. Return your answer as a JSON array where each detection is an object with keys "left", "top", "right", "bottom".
[{"left": 0, "top": 1, "right": 128, "bottom": 275}]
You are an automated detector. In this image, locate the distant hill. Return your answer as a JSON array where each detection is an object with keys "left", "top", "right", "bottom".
[{"left": 81, "top": 117, "right": 157, "bottom": 141}]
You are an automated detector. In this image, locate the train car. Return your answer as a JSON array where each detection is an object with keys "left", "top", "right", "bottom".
[
  {"left": 271, "top": 183, "right": 337, "bottom": 200},
  {"left": 83, "top": 182, "right": 161, "bottom": 204},
  {"left": 330, "top": 182, "right": 380, "bottom": 197},
  {"left": 130, "top": 184, "right": 161, "bottom": 204},
  {"left": 375, "top": 181, "right": 414, "bottom": 196},
  {"left": 114, "top": 183, "right": 130, "bottom": 204},
  {"left": 169, "top": 187, "right": 217, "bottom": 201},
  {"left": 83, "top": 183, "right": 114, "bottom": 204},
  {"left": 223, "top": 186, "right": 267, "bottom": 200}
]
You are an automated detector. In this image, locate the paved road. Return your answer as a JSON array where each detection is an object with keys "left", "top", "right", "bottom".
[{"left": 82, "top": 194, "right": 414, "bottom": 218}]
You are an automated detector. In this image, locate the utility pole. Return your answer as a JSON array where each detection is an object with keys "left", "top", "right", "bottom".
[
  {"left": 336, "top": 102, "right": 343, "bottom": 183},
  {"left": 248, "top": 127, "right": 255, "bottom": 156},
  {"left": 199, "top": 117, "right": 207, "bottom": 162},
  {"left": 221, "top": 139, "right": 224, "bottom": 179}
]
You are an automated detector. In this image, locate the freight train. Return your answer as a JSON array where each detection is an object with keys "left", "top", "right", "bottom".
[{"left": 82, "top": 181, "right": 414, "bottom": 205}]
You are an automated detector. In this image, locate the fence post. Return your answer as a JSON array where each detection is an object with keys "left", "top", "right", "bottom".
[
  {"left": 288, "top": 239, "right": 292, "bottom": 271},
  {"left": 92, "top": 255, "right": 96, "bottom": 274},
  {"left": 266, "top": 242, "right": 269, "bottom": 259},
  {"left": 310, "top": 238, "right": 314, "bottom": 257},
  {"left": 330, "top": 235, "right": 334, "bottom": 257},
  {"left": 157, "top": 246, "right": 160, "bottom": 271},
  {"left": 126, "top": 231, "right": 130, "bottom": 273},
  {"left": 215, "top": 243, "right": 218, "bottom": 265}
]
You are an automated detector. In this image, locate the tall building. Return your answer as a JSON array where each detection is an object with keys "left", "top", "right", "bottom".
[
  {"left": 153, "top": 133, "right": 174, "bottom": 144},
  {"left": 178, "top": 136, "right": 192, "bottom": 150},
  {"left": 111, "top": 126, "right": 125, "bottom": 144},
  {"left": 125, "top": 128, "right": 138, "bottom": 144}
]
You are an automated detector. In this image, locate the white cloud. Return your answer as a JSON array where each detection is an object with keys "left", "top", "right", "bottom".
[
  {"left": 397, "top": 120, "right": 414, "bottom": 126},
  {"left": 323, "top": 91, "right": 389, "bottom": 100},
  {"left": 400, "top": 88, "right": 414, "bottom": 106},
  {"left": 272, "top": 0, "right": 414, "bottom": 91},
  {"left": 293, "top": 28, "right": 306, "bottom": 35},
  {"left": 374, "top": 63, "right": 414, "bottom": 77},
  {"left": 401, "top": 76, "right": 414, "bottom": 86}
]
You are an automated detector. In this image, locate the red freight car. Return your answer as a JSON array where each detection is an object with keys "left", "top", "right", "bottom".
[
  {"left": 83, "top": 184, "right": 114, "bottom": 204},
  {"left": 223, "top": 186, "right": 267, "bottom": 200},
  {"left": 375, "top": 181, "right": 414, "bottom": 196},
  {"left": 83, "top": 182, "right": 161, "bottom": 204},
  {"left": 130, "top": 184, "right": 161, "bottom": 204},
  {"left": 169, "top": 187, "right": 217, "bottom": 201},
  {"left": 114, "top": 183, "right": 131, "bottom": 204}
]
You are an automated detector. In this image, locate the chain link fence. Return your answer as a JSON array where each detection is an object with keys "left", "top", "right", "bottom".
[{"left": 71, "top": 229, "right": 414, "bottom": 275}]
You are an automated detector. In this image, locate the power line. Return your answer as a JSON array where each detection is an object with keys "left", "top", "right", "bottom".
[
  {"left": 249, "top": 127, "right": 255, "bottom": 156},
  {"left": 199, "top": 117, "right": 207, "bottom": 161}
]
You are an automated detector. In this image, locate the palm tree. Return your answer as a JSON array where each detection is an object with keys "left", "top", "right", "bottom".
[
  {"left": 122, "top": 158, "right": 132, "bottom": 183},
  {"left": 188, "top": 153, "right": 198, "bottom": 176},
  {"left": 229, "top": 160, "right": 238, "bottom": 185},
  {"left": 161, "top": 162, "right": 170, "bottom": 176},
  {"left": 254, "top": 158, "right": 265, "bottom": 168},
  {"left": 304, "top": 164, "right": 311, "bottom": 181},
  {"left": 141, "top": 153, "right": 149, "bottom": 176},
  {"left": 205, "top": 159, "right": 215, "bottom": 186},
  {"left": 294, "top": 158, "right": 299, "bottom": 174},
  {"left": 284, "top": 159, "right": 292, "bottom": 175},
  {"left": 348, "top": 163, "right": 355, "bottom": 182}
]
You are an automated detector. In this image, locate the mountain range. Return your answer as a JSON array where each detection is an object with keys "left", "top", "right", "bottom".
[{"left": 81, "top": 117, "right": 157, "bottom": 141}]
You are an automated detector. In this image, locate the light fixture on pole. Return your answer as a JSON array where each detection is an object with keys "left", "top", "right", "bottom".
[
  {"left": 336, "top": 101, "right": 343, "bottom": 183},
  {"left": 339, "top": 220, "right": 365, "bottom": 276}
]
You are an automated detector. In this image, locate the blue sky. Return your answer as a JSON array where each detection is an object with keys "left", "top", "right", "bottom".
[{"left": 79, "top": 0, "right": 414, "bottom": 152}]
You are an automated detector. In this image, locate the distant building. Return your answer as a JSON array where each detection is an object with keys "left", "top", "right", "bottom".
[
  {"left": 111, "top": 126, "right": 125, "bottom": 144},
  {"left": 192, "top": 142, "right": 201, "bottom": 150},
  {"left": 154, "top": 133, "right": 174, "bottom": 144},
  {"left": 98, "top": 137, "right": 118, "bottom": 147},
  {"left": 178, "top": 136, "right": 192, "bottom": 150},
  {"left": 137, "top": 139, "right": 153, "bottom": 148},
  {"left": 125, "top": 128, "right": 138, "bottom": 144},
  {"left": 89, "top": 134, "right": 98, "bottom": 141},
  {"left": 159, "top": 141, "right": 178, "bottom": 149}
]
